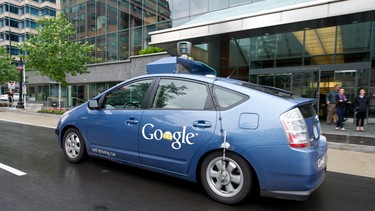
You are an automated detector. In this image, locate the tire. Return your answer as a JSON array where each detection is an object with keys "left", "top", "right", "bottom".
[
  {"left": 200, "top": 151, "right": 252, "bottom": 204},
  {"left": 62, "top": 128, "right": 87, "bottom": 163}
]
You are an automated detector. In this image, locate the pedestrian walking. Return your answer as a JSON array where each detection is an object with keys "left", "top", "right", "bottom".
[
  {"left": 354, "top": 88, "right": 370, "bottom": 132},
  {"left": 326, "top": 84, "right": 339, "bottom": 124}
]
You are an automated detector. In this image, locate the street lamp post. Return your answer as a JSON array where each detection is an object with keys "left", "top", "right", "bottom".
[{"left": 16, "top": 52, "right": 24, "bottom": 109}]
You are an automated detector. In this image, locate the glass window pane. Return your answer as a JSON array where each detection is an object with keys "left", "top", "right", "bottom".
[
  {"left": 158, "top": 0, "right": 171, "bottom": 22},
  {"left": 119, "top": 30, "right": 129, "bottom": 60},
  {"left": 304, "top": 27, "right": 336, "bottom": 56},
  {"left": 104, "top": 79, "right": 153, "bottom": 110},
  {"left": 214, "top": 86, "right": 247, "bottom": 110},
  {"left": 107, "top": 33, "right": 118, "bottom": 61},
  {"left": 190, "top": 0, "right": 208, "bottom": 16},
  {"left": 87, "top": 2, "right": 96, "bottom": 36},
  {"left": 119, "top": 0, "right": 129, "bottom": 29},
  {"left": 209, "top": 0, "right": 228, "bottom": 11},
  {"left": 276, "top": 32, "right": 303, "bottom": 67},
  {"left": 337, "top": 22, "right": 372, "bottom": 63},
  {"left": 130, "top": 1, "right": 143, "bottom": 27},
  {"left": 97, "top": 1, "right": 108, "bottom": 35},
  {"left": 130, "top": 27, "right": 142, "bottom": 56},
  {"left": 144, "top": 0, "right": 157, "bottom": 25},
  {"left": 108, "top": 5, "right": 118, "bottom": 32},
  {"left": 152, "top": 79, "right": 210, "bottom": 110},
  {"left": 249, "top": 35, "right": 276, "bottom": 69},
  {"left": 77, "top": 3, "right": 86, "bottom": 38},
  {"left": 144, "top": 24, "right": 156, "bottom": 48},
  {"left": 96, "top": 35, "right": 106, "bottom": 62},
  {"left": 171, "top": 0, "right": 189, "bottom": 19},
  {"left": 87, "top": 37, "right": 96, "bottom": 58}
]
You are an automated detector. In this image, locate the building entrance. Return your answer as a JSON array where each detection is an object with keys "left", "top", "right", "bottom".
[
  {"left": 256, "top": 69, "right": 321, "bottom": 113},
  {"left": 254, "top": 68, "right": 372, "bottom": 123},
  {"left": 333, "top": 69, "right": 372, "bottom": 123}
]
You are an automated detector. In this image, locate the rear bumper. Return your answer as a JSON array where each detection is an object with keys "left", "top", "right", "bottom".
[
  {"left": 245, "top": 135, "right": 328, "bottom": 200},
  {"left": 260, "top": 166, "right": 327, "bottom": 201}
]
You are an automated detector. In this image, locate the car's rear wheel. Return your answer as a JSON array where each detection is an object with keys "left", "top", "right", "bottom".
[
  {"left": 63, "top": 128, "right": 87, "bottom": 163},
  {"left": 200, "top": 151, "right": 252, "bottom": 204}
]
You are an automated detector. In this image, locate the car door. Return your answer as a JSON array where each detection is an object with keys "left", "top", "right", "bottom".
[
  {"left": 87, "top": 78, "right": 154, "bottom": 163},
  {"left": 138, "top": 78, "right": 217, "bottom": 174}
]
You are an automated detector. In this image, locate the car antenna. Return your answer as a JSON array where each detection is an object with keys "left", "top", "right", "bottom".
[
  {"left": 227, "top": 69, "right": 237, "bottom": 78},
  {"left": 210, "top": 79, "right": 231, "bottom": 173}
]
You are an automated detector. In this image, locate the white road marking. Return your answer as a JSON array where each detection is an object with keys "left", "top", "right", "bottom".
[{"left": 0, "top": 163, "right": 27, "bottom": 176}]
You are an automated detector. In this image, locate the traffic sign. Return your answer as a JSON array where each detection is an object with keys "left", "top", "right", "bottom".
[{"left": 8, "top": 81, "right": 15, "bottom": 89}]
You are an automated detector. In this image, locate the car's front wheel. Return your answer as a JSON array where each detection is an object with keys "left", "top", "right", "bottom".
[
  {"left": 201, "top": 151, "right": 252, "bottom": 204},
  {"left": 63, "top": 128, "right": 87, "bottom": 163}
]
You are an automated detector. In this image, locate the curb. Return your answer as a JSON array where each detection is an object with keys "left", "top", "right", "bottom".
[{"left": 328, "top": 142, "right": 375, "bottom": 153}]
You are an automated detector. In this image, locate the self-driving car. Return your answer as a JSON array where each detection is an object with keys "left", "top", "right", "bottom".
[{"left": 55, "top": 74, "right": 327, "bottom": 204}]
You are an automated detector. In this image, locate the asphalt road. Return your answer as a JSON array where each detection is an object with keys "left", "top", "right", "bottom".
[{"left": 1, "top": 121, "right": 374, "bottom": 211}]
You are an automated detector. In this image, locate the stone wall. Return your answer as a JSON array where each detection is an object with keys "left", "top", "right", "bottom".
[{"left": 26, "top": 52, "right": 171, "bottom": 85}]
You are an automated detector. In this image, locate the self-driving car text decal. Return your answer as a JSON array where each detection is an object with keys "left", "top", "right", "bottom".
[{"left": 92, "top": 148, "right": 117, "bottom": 157}]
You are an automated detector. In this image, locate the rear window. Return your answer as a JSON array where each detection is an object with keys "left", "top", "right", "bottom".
[
  {"left": 298, "top": 104, "right": 316, "bottom": 118},
  {"left": 218, "top": 78, "right": 296, "bottom": 99},
  {"left": 242, "top": 83, "right": 295, "bottom": 98}
]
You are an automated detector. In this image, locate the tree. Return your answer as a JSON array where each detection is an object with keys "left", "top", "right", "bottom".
[
  {"left": 18, "top": 13, "right": 99, "bottom": 109},
  {"left": 0, "top": 47, "right": 18, "bottom": 85}
]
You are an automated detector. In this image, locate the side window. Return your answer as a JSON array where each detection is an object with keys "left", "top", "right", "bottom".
[
  {"left": 152, "top": 79, "right": 212, "bottom": 110},
  {"left": 214, "top": 86, "right": 248, "bottom": 110},
  {"left": 103, "top": 79, "right": 153, "bottom": 109}
]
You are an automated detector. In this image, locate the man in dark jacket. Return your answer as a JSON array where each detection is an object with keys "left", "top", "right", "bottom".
[
  {"left": 326, "top": 85, "right": 339, "bottom": 124},
  {"left": 354, "top": 88, "right": 370, "bottom": 132}
]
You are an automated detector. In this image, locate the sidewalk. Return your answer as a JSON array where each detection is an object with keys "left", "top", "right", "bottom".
[
  {"left": 321, "top": 120, "right": 375, "bottom": 139},
  {"left": 321, "top": 120, "right": 375, "bottom": 153},
  {"left": 1, "top": 104, "right": 375, "bottom": 179},
  {"left": 0, "top": 103, "right": 60, "bottom": 129}
]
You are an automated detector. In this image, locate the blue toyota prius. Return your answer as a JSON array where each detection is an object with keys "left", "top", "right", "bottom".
[{"left": 55, "top": 74, "right": 327, "bottom": 204}]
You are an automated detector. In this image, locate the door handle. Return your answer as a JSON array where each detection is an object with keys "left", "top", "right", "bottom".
[
  {"left": 125, "top": 118, "right": 139, "bottom": 126},
  {"left": 193, "top": 120, "right": 212, "bottom": 128}
]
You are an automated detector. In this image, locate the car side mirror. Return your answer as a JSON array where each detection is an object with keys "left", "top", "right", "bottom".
[{"left": 88, "top": 99, "right": 99, "bottom": 109}]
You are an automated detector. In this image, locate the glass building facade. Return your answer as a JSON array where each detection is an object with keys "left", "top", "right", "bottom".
[
  {"left": 212, "top": 20, "right": 375, "bottom": 119},
  {"left": 23, "top": 0, "right": 375, "bottom": 122},
  {"left": 150, "top": 0, "right": 375, "bottom": 122},
  {"left": 61, "top": 0, "right": 171, "bottom": 63}
]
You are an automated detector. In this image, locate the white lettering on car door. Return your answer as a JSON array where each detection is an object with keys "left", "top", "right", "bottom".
[{"left": 141, "top": 123, "right": 197, "bottom": 150}]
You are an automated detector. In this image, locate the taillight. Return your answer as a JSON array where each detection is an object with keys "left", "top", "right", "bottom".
[{"left": 280, "top": 108, "right": 310, "bottom": 148}]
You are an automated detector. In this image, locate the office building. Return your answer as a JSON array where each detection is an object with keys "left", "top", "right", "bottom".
[
  {"left": 0, "top": 0, "right": 59, "bottom": 94},
  {"left": 26, "top": 0, "right": 375, "bottom": 122},
  {"left": 151, "top": 0, "right": 375, "bottom": 122}
]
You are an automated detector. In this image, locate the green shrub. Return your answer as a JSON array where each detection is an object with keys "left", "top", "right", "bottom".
[
  {"left": 139, "top": 46, "right": 164, "bottom": 55},
  {"left": 38, "top": 108, "right": 67, "bottom": 115}
]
